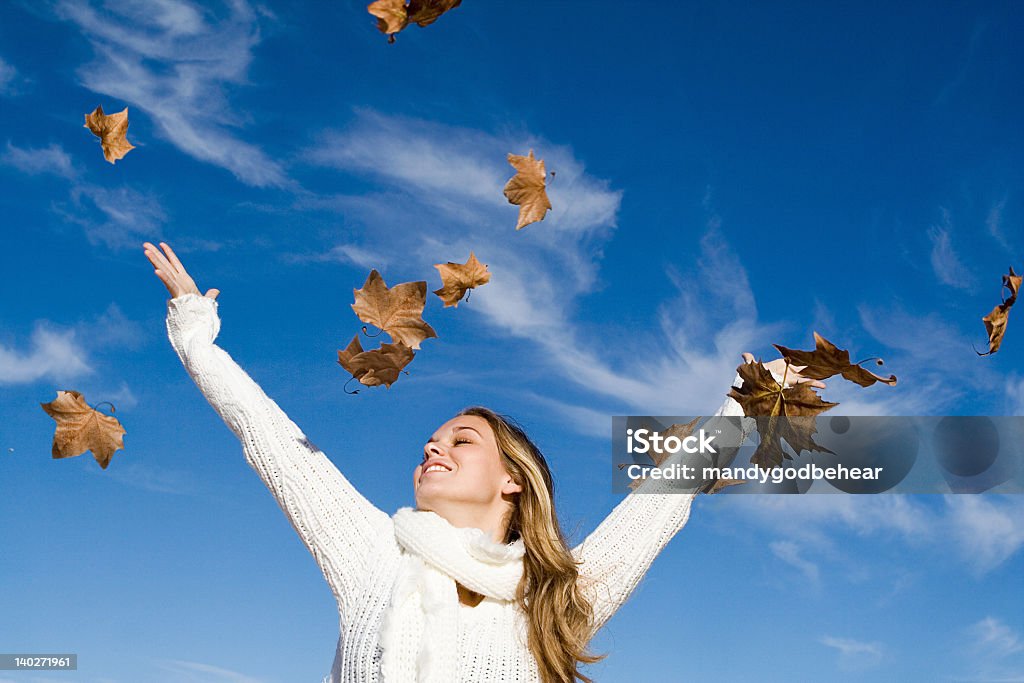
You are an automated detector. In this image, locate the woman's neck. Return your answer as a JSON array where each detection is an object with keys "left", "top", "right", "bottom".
[{"left": 422, "top": 501, "right": 509, "bottom": 543}]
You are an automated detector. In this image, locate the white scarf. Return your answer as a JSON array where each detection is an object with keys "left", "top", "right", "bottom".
[{"left": 378, "top": 507, "right": 526, "bottom": 683}]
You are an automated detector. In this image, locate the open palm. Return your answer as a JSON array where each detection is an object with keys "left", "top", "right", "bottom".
[{"left": 142, "top": 242, "right": 219, "bottom": 301}]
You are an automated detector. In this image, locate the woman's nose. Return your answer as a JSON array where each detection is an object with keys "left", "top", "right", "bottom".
[{"left": 423, "top": 442, "right": 443, "bottom": 459}]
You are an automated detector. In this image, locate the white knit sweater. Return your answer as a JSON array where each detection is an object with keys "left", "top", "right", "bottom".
[{"left": 165, "top": 293, "right": 752, "bottom": 682}]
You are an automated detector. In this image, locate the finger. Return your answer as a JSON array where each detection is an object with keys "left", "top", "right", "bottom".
[
  {"left": 144, "top": 244, "right": 173, "bottom": 272},
  {"left": 741, "top": 352, "right": 755, "bottom": 364},
  {"left": 205, "top": 288, "right": 220, "bottom": 300},
  {"left": 159, "top": 242, "right": 186, "bottom": 274}
]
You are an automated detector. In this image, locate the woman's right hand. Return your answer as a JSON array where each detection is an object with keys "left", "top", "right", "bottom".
[{"left": 143, "top": 241, "right": 220, "bottom": 301}]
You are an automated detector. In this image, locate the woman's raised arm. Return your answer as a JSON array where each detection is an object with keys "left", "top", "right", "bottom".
[
  {"left": 572, "top": 359, "right": 822, "bottom": 632},
  {"left": 147, "top": 242, "right": 391, "bottom": 619}
]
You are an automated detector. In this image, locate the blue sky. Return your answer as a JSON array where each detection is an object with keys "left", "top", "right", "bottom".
[{"left": 1, "top": 1, "right": 1023, "bottom": 681}]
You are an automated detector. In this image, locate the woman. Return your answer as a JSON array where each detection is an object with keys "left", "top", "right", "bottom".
[{"left": 143, "top": 241, "right": 817, "bottom": 682}]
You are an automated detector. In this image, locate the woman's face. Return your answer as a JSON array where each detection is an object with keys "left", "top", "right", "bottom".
[{"left": 414, "top": 414, "right": 522, "bottom": 509}]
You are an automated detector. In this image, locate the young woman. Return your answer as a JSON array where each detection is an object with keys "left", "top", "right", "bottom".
[{"left": 143, "top": 241, "right": 818, "bottom": 683}]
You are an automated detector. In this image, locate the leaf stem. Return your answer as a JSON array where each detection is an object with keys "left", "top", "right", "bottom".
[{"left": 91, "top": 401, "right": 116, "bottom": 413}]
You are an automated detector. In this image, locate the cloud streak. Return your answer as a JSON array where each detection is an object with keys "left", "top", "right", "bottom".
[
  {"left": 0, "top": 56, "right": 16, "bottom": 95},
  {"left": 928, "top": 209, "right": 975, "bottom": 290},
  {"left": 1, "top": 141, "right": 77, "bottom": 178},
  {"left": 55, "top": 0, "right": 288, "bottom": 187}
]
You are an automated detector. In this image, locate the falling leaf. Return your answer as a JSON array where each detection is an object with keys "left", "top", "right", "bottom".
[
  {"left": 978, "top": 266, "right": 1021, "bottom": 357},
  {"left": 433, "top": 252, "right": 491, "bottom": 307},
  {"left": 503, "top": 150, "right": 552, "bottom": 230},
  {"left": 407, "top": 0, "right": 463, "bottom": 26},
  {"left": 728, "top": 361, "right": 837, "bottom": 470},
  {"left": 40, "top": 390, "right": 126, "bottom": 469},
  {"left": 1004, "top": 266, "right": 1022, "bottom": 299},
  {"left": 367, "top": 0, "right": 462, "bottom": 43},
  {"left": 351, "top": 269, "right": 438, "bottom": 350},
  {"left": 619, "top": 417, "right": 700, "bottom": 491},
  {"left": 338, "top": 335, "right": 415, "bottom": 388},
  {"left": 84, "top": 105, "right": 135, "bottom": 163},
  {"left": 774, "top": 332, "right": 897, "bottom": 387},
  {"left": 367, "top": 0, "right": 408, "bottom": 42},
  {"left": 980, "top": 304, "right": 1010, "bottom": 356}
]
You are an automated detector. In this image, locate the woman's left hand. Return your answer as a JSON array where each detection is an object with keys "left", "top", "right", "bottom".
[{"left": 740, "top": 352, "right": 827, "bottom": 390}]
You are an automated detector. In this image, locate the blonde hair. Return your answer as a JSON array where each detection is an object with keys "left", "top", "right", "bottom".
[{"left": 458, "top": 406, "right": 604, "bottom": 683}]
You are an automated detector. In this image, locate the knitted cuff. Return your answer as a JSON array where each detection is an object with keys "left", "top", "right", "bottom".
[{"left": 166, "top": 292, "right": 221, "bottom": 351}]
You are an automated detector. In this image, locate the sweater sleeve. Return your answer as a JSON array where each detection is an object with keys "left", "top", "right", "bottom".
[
  {"left": 165, "top": 293, "right": 392, "bottom": 618},
  {"left": 572, "top": 378, "right": 756, "bottom": 632}
]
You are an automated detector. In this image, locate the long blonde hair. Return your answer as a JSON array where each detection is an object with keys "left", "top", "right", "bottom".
[{"left": 458, "top": 406, "right": 605, "bottom": 683}]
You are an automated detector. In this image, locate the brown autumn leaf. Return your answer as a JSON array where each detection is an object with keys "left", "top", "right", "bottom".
[
  {"left": 84, "top": 105, "right": 135, "bottom": 163},
  {"left": 728, "top": 361, "right": 837, "bottom": 470},
  {"left": 978, "top": 267, "right": 1021, "bottom": 356},
  {"left": 1004, "top": 266, "right": 1022, "bottom": 300},
  {"left": 407, "top": 0, "right": 462, "bottom": 26},
  {"left": 337, "top": 335, "right": 415, "bottom": 388},
  {"left": 619, "top": 417, "right": 700, "bottom": 491},
  {"left": 503, "top": 150, "right": 552, "bottom": 230},
  {"left": 367, "top": 0, "right": 461, "bottom": 43},
  {"left": 39, "top": 390, "right": 126, "bottom": 469},
  {"left": 774, "top": 332, "right": 897, "bottom": 387},
  {"left": 367, "top": 0, "right": 408, "bottom": 43},
  {"left": 352, "top": 269, "right": 438, "bottom": 350},
  {"left": 433, "top": 252, "right": 491, "bottom": 307}
]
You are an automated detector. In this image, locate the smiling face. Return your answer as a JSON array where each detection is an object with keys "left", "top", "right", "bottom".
[{"left": 413, "top": 414, "right": 523, "bottom": 512}]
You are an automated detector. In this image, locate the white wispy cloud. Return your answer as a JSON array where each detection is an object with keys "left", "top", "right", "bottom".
[
  {"left": 727, "top": 494, "right": 1024, "bottom": 583},
  {"left": 0, "top": 304, "right": 145, "bottom": 386},
  {"left": 156, "top": 659, "right": 264, "bottom": 683},
  {"left": 855, "top": 302, "right": 998, "bottom": 415},
  {"left": 55, "top": 0, "right": 288, "bottom": 187},
  {"left": 1005, "top": 374, "right": 1024, "bottom": 415},
  {"left": 934, "top": 20, "right": 987, "bottom": 105},
  {"left": 283, "top": 242, "right": 390, "bottom": 270},
  {"left": 819, "top": 635, "right": 884, "bottom": 670},
  {"left": 769, "top": 540, "right": 819, "bottom": 582},
  {"left": 1, "top": 141, "right": 77, "bottom": 178},
  {"left": 928, "top": 209, "right": 975, "bottom": 290},
  {"left": 954, "top": 616, "right": 1024, "bottom": 682},
  {"left": 0, "top": 324, "right": 93, "bottom": 384},
  {"left": 945, "top": 496, "right": 1024, "bottom": 576},
  {"left": 57, "top": 184, "right": 168, "bottom": 249},
  {"left": 0, "top": 56, "right": 17, "bottom": 95},
  {"left": 987, "top": 197, "right": 1010, "bottom": 250},
  {"left": 968, "top": 617, "right": 1024, "bottom": 658}
]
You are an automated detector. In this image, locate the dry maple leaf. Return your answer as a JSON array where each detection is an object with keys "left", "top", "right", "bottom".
[
  {"left": 351, "top": 269, "right": 438, "bottom": 350},
  {"left": 367, "top": 0, "right": 408, "bottom": 42},
  {"left": 503, "top": 150, "right": 552, "bottom": 230},
  {"left": 407, "top": 0, "right": 462, "bottom": 26},
  {"left": 338, "top": 335, "right": 415, "bottom": 388},
  {"left": 40, "top": 390, "right": 126, "bottom": 469},
  {"left": 84, "top": 105, "right": 136, "bottom": 163},
  {"left": 978, "top": 266, "right": 1021, "bottom": 356},
  {"left": 433, "top": 252, "right": 491, "bottom": 307},
  {"left": 728, "top": 361, "right": 837, "bottom": 470},
  {"left": 774, "top": 332, "right": 897, "bottom": 387},
  {"left": 367, "top": 0, "right": 461, "bottom": 43}
]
